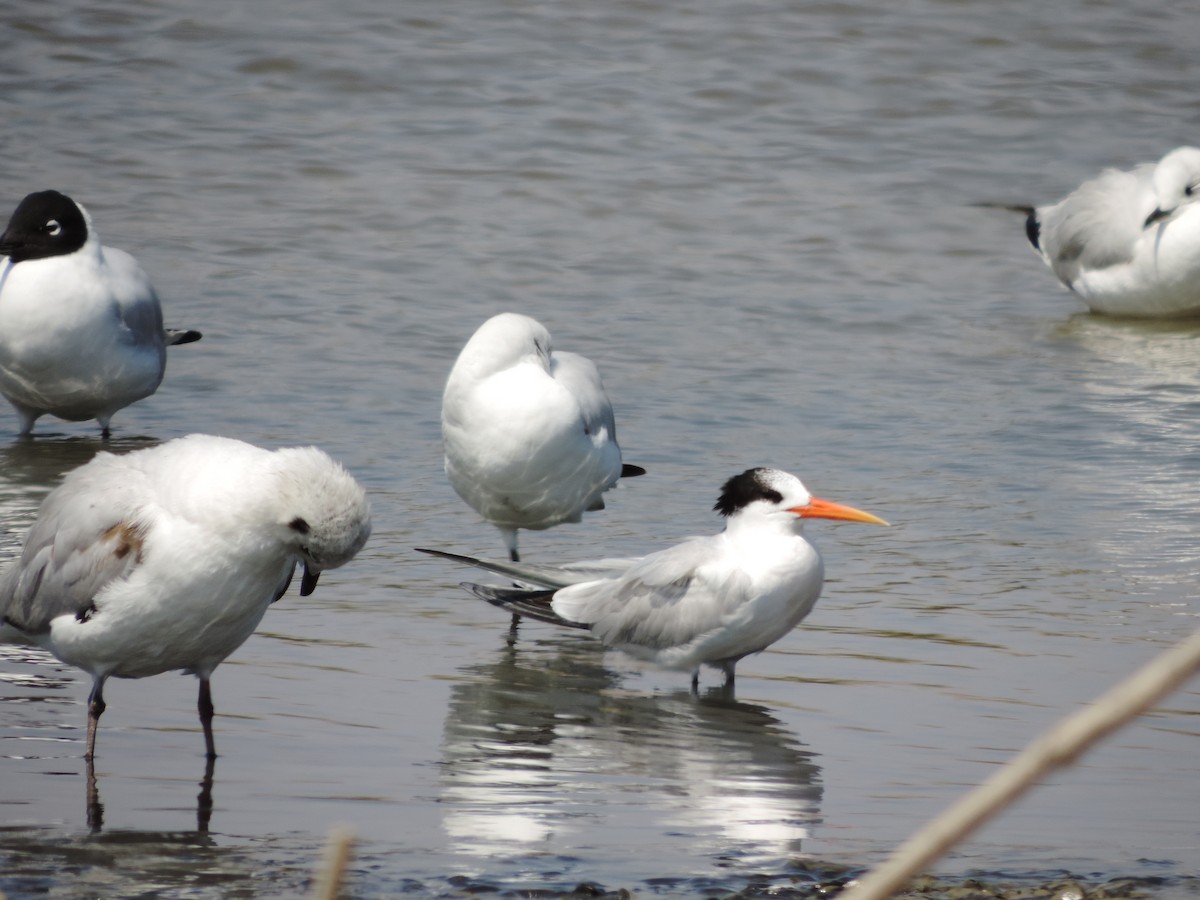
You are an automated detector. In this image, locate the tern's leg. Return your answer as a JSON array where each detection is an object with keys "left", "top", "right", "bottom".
[
  {"left": 691, "top": 669, "right": 700, "bottom": 693},
  {"left": 85, "top": 676, "right": 107, "bottom": 761},
  {"left": 198, "top": 677, "right": 217, "bottom": 759}
]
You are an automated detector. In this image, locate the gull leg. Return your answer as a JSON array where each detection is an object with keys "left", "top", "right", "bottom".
[
  {"left": 508, "top": 545, "right": 522, "bottom": 632},
  {"left": 198, "top": 677, "right": 217, "bottom": 759},
  {"left": 85, "top": 677, "right": 107, "bottom": 761}
]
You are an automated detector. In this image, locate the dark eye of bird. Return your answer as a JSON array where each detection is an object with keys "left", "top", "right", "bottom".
[{"left": 288, "top": 517, "right": 311, "bottom": 534}]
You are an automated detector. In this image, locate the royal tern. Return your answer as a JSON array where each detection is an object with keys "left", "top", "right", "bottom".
[
  {"left": 988, "top": 147, "right": 1200, "bottom": 317},
  {"left": 419, "top": 467, "right": 886, "bottom": 689},
  {"left": 0, "top": 434, "right": 372, "bottom": 759},
  {"left": 441, "top": 312, "right": 644, "bottom": 562},
  {"left": 0, "top": 190, "right": 202, "bottom": 436}
]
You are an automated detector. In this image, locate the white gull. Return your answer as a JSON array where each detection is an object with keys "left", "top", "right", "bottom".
[
  {"left": 0, "top": 433, "right": 371, "bottom": 759},
  {"left": 441, "top": 312, "right": 643, "bottom": 562},
  {"left": 991, "top": 147, "right": 1200, "bottom": 317},
  {"left": 0, "top": 190, "right": 201, "bottom": 436}
]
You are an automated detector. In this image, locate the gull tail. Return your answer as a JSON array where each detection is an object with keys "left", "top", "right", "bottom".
[
  {"left": 972, "top": 201, "right": 1041, "bottom": 252},
  {"left": 166, "top": 328, "right": 203, "bottom": 346},
  {"left": 462, "top": 582, "right": 590, "bottom": 630},
  {"left": 621, "top": 463, "right": 646, "bottom": 477}
]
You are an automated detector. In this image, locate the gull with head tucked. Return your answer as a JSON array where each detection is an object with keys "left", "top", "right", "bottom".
[
  {"left": 420, "top": 467, "right": 886, "bottom": 690},
  {"left": 441, "top": 312, "right": 644, "bottom": 563},
  {"left": 0, "top": 434, "right": 372, "bottom": 760},
  {"left": 0, "top": 189, "right": 201, "bottom": 436},
  {"left": 987, "top": 147, "right": 1200, "bottom": 318}
]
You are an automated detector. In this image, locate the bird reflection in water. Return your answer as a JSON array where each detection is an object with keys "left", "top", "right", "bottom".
[
  {"left": 439, "top": 636, "right": 823, "bottom": 871},
  {"left": 85, "top": 754, "right": 215, "bottom": 835},
  {"left": 1, "top": 642, "right": 218, "bottom": 845}
]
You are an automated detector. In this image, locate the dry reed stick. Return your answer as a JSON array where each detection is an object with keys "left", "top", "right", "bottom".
[
  {"left": 839, "top": 626, "right": 1200, "bottom": 900},
  {"left": 311, "top": 824, "right": 357, "bottom": 900}
]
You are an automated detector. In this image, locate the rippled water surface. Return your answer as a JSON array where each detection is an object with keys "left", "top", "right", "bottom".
[{"left": 2, "top": 1, "right": 1199, "bottom": 896}]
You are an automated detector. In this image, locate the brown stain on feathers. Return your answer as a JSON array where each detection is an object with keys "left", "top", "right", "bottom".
[{"left": 100, "top": 521, "right": 147, "bottom": 563}]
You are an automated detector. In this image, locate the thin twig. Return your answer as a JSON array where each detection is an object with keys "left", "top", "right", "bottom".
[
  {"left": 311, "top": 824, "right": 357, "bottom": 900},
  {"left": 840, "top": 626, "right": 1200, "bottom": 900}
]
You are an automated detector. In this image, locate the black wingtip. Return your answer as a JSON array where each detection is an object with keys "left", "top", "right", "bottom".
[
  {"left": 621, "top": 464, "right": 647, "bottom": 478},
  {"left": 462, "top": 582, "right": 590, "bottom": 630},
  {"left": 1022, "top": 208, "right": 1041, "bottom": 251},
  {"left": 166, "top": 328, "right": 203, "bottom": 346},
  {"left": 415, "top": 547, "right": 479, "bottom": 566}
]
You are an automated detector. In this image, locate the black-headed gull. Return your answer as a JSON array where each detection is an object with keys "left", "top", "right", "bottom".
[
  {"left": 419, "top": 467, "right": 886, "bottom": 690},
  {"left": 0, "top": 434, "right": 371, "bottom": 759},
  {"left": 441, "top": 312, "right": 644, "bottom": 562},
  {"left": 994, "top": 147, "right": 1200, "bottom": 317},
  {"left": 0, "top": 190, "right": 202, "bottom": 437}
]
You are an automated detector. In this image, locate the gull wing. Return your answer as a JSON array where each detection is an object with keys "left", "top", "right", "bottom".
[
  {"left": 0, "top": 457, "right": 148, "bottom": 635},
  {"left": 551, "top": 535, "right": 751, "bottom": 652},
  {"left": 549, "top": 351, "right": 617, "bottom": 443},
  {"left": 550, "top": 351, "right": 645, "bottom": 478},
  {"left": 102, "top": 247, "right": 169, "bottom": 347},
  {"left": 1038, "top": 163, "right": 1156, "bottom": 281}
]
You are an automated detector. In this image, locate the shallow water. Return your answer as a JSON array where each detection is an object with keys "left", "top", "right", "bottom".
[{"left": 2, "top": 0, "right": 1199, "bottom": 896}]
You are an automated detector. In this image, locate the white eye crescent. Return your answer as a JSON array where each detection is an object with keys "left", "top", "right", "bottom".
[{"left": 46, "top": 219, "right": 61, "bottom": 236}]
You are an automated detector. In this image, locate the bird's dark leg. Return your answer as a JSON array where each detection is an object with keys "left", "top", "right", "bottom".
[
  {"left": 509, "top": 546, "right": 522, "bottom": 632},
  {"left": 85, "top": 677, "right": 107, "bottom": 761},
  {"left": 198, "top": 677, "right": 217, "bottom": 759},
  {"left": 691, "top": 669, "right": 700, "bottom": 693}
]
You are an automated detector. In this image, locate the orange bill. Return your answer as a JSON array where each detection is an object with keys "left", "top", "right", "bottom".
[{"left": 791, "top": 497, "right": 889, "bottom": 526}]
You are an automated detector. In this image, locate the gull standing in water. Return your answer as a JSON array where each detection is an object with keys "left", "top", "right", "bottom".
[
  {"left": 420, "top": 467, "right": 886, "bottom": 690},
  {"left": 0, "top": 190, "right": 202, "bottom": 436},
  {"left": 441, "top": 312, "right": 644, "bottom": 563},
  {"left": 0, "top": 434, "right": 372, "bottom": 760},
  {"left": 988, "top": 146, "right": 1200, "bottom": 317}
]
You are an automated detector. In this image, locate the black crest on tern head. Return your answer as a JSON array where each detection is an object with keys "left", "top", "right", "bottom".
[
  {"left": 713, "top": 467, "right": 785, "bottom": 517},
  {"left": 0, "top": 190, "right": 89, "bottom": 263}
]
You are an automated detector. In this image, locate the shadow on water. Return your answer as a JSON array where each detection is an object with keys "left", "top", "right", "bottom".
[
  {"left": 439, "top": 634, "right": 824, "bottom": 877},
  {"left": 0, "top": 434, "right": 161, "bottom": 487}
]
